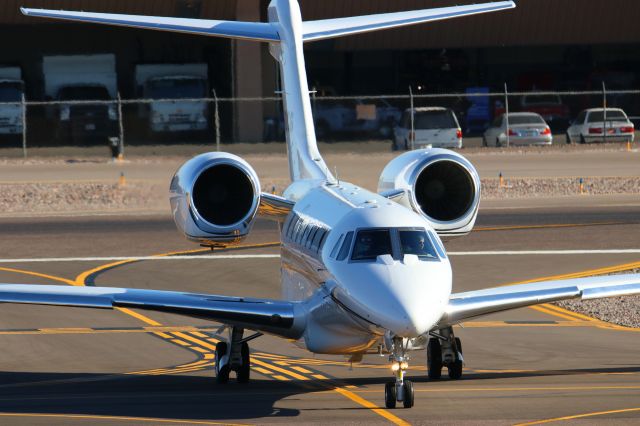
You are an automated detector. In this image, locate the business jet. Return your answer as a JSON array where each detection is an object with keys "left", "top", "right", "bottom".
[{"left": 4, "top": 0, "right": 639, "bottom": 409}]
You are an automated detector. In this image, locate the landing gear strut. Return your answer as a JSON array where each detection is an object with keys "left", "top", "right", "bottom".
[
  {"left": 427, "top": 327, "right": 463, "bottom": 380},
  {"left": 385, "top": 336, "right": 414, "bottom": 409},
  {"left": 214, "top": 327, "right": 261, "bottom": 384}
]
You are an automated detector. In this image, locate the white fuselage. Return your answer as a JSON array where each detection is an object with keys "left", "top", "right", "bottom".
[{"left": 280, "top": 181, "right": 453, "bottom": 354}]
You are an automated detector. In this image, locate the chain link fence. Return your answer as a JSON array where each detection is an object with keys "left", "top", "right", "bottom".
[{"left": 1, "top": 86, "right": 639, "bottom": 158}]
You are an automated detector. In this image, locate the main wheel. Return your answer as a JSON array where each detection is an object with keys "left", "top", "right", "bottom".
[
  {"left": 448, "top": 337, "right": 463, "bottom": 380},
  {"left": 402, "top": 380, "right": 414, "bottom": 408},
  {"left": 427, "top": 337, "right": 442, "bottom": 380},
  {"left": 384, "top": 381, "right": 397, "bottom": 409},
  {"left": 236, "top": 342, "right": 251, "bottom": 383},
  {"left": 215, "top": 342, "right": 231, "bottom": 384}
]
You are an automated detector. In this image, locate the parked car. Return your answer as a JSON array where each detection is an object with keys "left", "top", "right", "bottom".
[
  {"left": 483, "top": 112, "right": 552, "bottom": 147},
  {"left": 393, "top": 107, "right": 462, "bottom": 151},
  {"left": 313, "top": 99, "right": 401, "bottom": 140},
  {"left": 56, "top": 84, "right": 119, "bottom": 144},
  {"left": 566, "top": 108, "right": 634, "bottom": 144},
  {"left": 519, "top": 94, "right": 570, "bottom": 130}
]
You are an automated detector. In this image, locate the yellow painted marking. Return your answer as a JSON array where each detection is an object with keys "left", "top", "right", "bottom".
[
  {"left": 333, "top": 387, "right": 410, "bottom": 426},
  {"left": 275, "top": 360, "right": 290, "bottom": 366},
  {"left": 171, "top": 332, "right": 217, "bottom": 351},
  {"left": 74, "top": 259, "right": 137, "bottom": 286},
  {"left": 204, "top": 353, "right": 215, "bottom": 360},
  {"left": 207, "top": 338, "right": 220, "bottom": 344},
  {"left": 0, "top": 412, "right": 248, "bottom": 425},
  {"left": 272, "top": 375, "right": 291, "bottom": 381},
  {"left": 191, "top": 331, "right": 208, "bottom": 338},
  {"left": 115, "top": 307, "right": 161, "bottom": 326},
  {"left": 312, "top": 374, "right": 328, "bottom": 380},
  {"left": 345, "top": 385, "right": 357, "bottom": 389},
  {"left": 153, "top": 332, "right": 173, "bottom": 339},
  {"left": 461, "top": 321, "right": 590, "bottom": 328},
  {"left": 252, "top": 367, "right": 273, "bottom": 375},
  {"left": 528, "top": 305, "right": 583, "bottom": 322},
  {"left": 192, "top": 347, "right": 210, "bottom": 354},
  {"left": 171, "top": 339, "right": 190, "bottom": 347},
  {"left": 250, "top": 358, "right": 309, "bottom": 381},
  {"left": 515, "top": 407, "right": 640, "bottom": 425},
  {"left": 38, "top": 328, "right": 93, "bottom": 334},
  {"left": 0, "top": 266, "right": 75, "bottom": 286},
  {"left": 475, "top": 221, "right": 623, "bottom": 232},
  {"left": 351, "top": 385, "right": 640, "bottom": 394},
  {"left": 290, "top": 366, "right": 313, "bottom": 374}
]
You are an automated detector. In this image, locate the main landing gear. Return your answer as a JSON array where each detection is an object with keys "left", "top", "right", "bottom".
[
  {"left": 385, "top": 336, "right": 414, "bottom": 409},
  {"left": 427, "top": 327, "right": 463, "bottom": 380},
  {"left": 214, "top": 327, "right": 262, "bottom": 384}
]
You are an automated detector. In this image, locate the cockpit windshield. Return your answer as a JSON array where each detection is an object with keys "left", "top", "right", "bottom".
[
  {"left": 351, "top": 229, "right": 392, "bottom": 261},
  {"left": 347, "top": 228, "right": 441, "bottom": 262},
  {"left": 399, "top": 229, "right": 439, "bottom": 260}
]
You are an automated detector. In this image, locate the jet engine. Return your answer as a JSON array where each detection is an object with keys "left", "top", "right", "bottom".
[
  {"left": 378, "top": 149, "right": 480, "bottom": 238},
  {"left": 170, "top": 152, "right": 261, "bottom": 247}
]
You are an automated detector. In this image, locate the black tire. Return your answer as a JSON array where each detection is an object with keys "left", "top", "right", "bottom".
[
  {"left": 482, "top": 137, "right": 488, "bottom": 147},
  {"left": 579, "top": 135, "right": 586, "bottom": 145},
  {"left": 427, "top": 338, "right": 442, "bottom": 380},
  {"left": 384, "top": 381, "right": 397, "bottom": 409},
  {"left": 404, "top": 139, "right": 409, "bottom": 151},
  {"left": 402, "top": 380, "right": 414, "bottom": 408},
  {"left": 565, "top": 132, "right": 572, "bottom": 144},
  {"left": 236, "top": 342, "right": 251, "bottom": 383},
  {"left": 448, "top": 337, "right": 463, "bottom": 380},
  {"left": 215, "top": 342, "right": 230, "bottom": 384},
  {"left": 496, "top": 137, "right": 502, "bottom": 148},
  {"left": 392, "top": 139, "right": 399, "bottom": 152}
]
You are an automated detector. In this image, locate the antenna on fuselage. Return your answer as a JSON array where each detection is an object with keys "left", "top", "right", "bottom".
[{"left": 334, "top": 166, "right": 340, "bottom": 185}]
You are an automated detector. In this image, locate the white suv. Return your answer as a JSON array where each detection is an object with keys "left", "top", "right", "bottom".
[
  {"left": 393, "top": 107, "right": 462, "bottom": 151},
  {"left": 566, "top": 108, "right": 634, "bottom": 144}
]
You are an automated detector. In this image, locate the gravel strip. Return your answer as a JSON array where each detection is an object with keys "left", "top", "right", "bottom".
[
  {"left": 482, "top": 177, "right": 640, "bottom": 199},
  {"left": 554, "top": 268, "right": 640, "bottom": 328}
]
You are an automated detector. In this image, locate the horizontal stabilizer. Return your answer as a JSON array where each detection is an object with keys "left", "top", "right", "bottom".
[
  {"left": 439, "top": 273, "right": 640, "bottom": 326},
  {"left": 20, "top": 8, "right": 280, "bottom": 42},
  {"left": 302, "top": 1, "right": 515, "bottom": 42}
]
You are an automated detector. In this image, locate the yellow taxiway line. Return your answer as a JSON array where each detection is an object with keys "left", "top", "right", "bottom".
[{"left": 515, "top": 407, "right": 640, "bottom": 425}]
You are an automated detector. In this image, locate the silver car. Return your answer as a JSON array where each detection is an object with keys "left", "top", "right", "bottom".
[
  {"left": 393, "top": 107, "right": 462, "bottom": 150},
  {"left": 483, "top": 112, "right": 552, "bottom": 147}
]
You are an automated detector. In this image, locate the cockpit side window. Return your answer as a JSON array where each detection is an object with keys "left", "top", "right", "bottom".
[
  {"left": 399, "top": 229, "right": 439, "bottom": 260},
  {"left": 336, "top": 231, "right": 354, "bottom": 261},
  {"left": 351, "top": 229, "right": 392, "bottom": 261},
  {"left": 428, "top": 231, "right": 447, "bottom": 259}
]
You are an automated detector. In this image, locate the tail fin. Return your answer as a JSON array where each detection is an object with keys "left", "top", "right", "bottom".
[
  {"left": 20, "top": 8, "right": 280, "bottom": 42},
  {"left": 302, "top": 1, "right": 515, "bottom": 42}
]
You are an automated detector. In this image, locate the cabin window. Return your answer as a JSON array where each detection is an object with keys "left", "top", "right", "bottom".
[
  {"left": 399, "top": 229, "right": 439, "bottom": 260},
  {"left": 311, "top": 228, "right": 326, "bottom": 252},
  {"left": 330, "top": 234, "right": 344, "bottom": 258},
  {"left": 336, "top": 231, "right": 354, "bottom": 261},
  {"left": 351, "top": 229, "right": 392, "bottom": 261}
]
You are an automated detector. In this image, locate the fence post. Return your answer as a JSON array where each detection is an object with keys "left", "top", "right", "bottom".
[
  {"left": 409, "top": 86, "right": 415, "bottom": 150},
  {"left": 117, "top": 92, "right": 125, "bottom": 161},
  {"left": 213, "top": 89, "right": 221, "bottom": 152},
  {"left": 21, "top": 94, "right": 27, "bottom": 159},
  {"left": 602, "top": 81, "right": 607, "bottom": 144},
  {"left": 504, "top": 83, "right": 510, "bottom": 148}
]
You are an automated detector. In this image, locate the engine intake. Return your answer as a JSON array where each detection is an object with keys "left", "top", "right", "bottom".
[
  {"left": 170, "top": 152, "right": 260, "bottom": 246},
  {"left": 378, "top": 149, "right": 480, "bottom": 237}
]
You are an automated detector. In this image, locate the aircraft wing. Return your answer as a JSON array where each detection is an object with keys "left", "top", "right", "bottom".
[
  {"left": 438, "top": 273, "right": 640, "bottom": 327},
  {"left": 0, "top": 284, "right": 305, "bottom": 338},
  {"left": 20, "top": 8, "right": 280, "bottom": 42},
  {"left": 302, "top": 1, "right": 515, "bottom": 42}
]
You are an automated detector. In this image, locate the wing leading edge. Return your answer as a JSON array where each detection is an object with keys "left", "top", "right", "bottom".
[
  {"left": 301, "top": 1, "right": 515, "bottom": 42},
  {"left": 0, "top": 284, "right": 305, "bottom": 338},
  {"left": 20, "top": 8, "right": 280, "bottom": 42},
  {"left": 438, "top": 274, "right": 640, "bottom": 327}
]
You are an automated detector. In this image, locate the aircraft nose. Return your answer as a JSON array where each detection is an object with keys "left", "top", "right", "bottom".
[{"left": 381, "top": 296, "right": 433, "bottom": 338}]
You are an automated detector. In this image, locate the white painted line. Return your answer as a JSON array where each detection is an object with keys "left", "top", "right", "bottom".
[{"left": 0, "top": 250, "right": 639, "bottom": 264}]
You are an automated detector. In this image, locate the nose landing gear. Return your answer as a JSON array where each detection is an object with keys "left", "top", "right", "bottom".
[
  {"left": 385, "top": 337, "right": 415, "bottom": 408},
  {"left": 427, "top": 327, "right": 463, "bottom": 380}
]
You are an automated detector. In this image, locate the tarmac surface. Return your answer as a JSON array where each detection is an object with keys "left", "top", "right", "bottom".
[{"left": 0, "top": 202, "right": 638, "bottom": 425}]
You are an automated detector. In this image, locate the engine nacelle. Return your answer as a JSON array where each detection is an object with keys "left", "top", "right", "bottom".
[
  {"left": 170, "top": 152, "right": 261, "bottom": 247},
  {"left": 378, "top": 148, "right": 480, "bottom": 238}
]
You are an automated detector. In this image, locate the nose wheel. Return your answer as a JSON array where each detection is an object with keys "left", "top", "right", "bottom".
[{"left": 385, "top": 337, "right": 415, "bottom": 409}]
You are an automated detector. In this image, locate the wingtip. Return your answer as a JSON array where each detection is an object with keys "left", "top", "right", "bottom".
[{"left": 19, "top": 7, "right": 29, "bottom": 16}]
